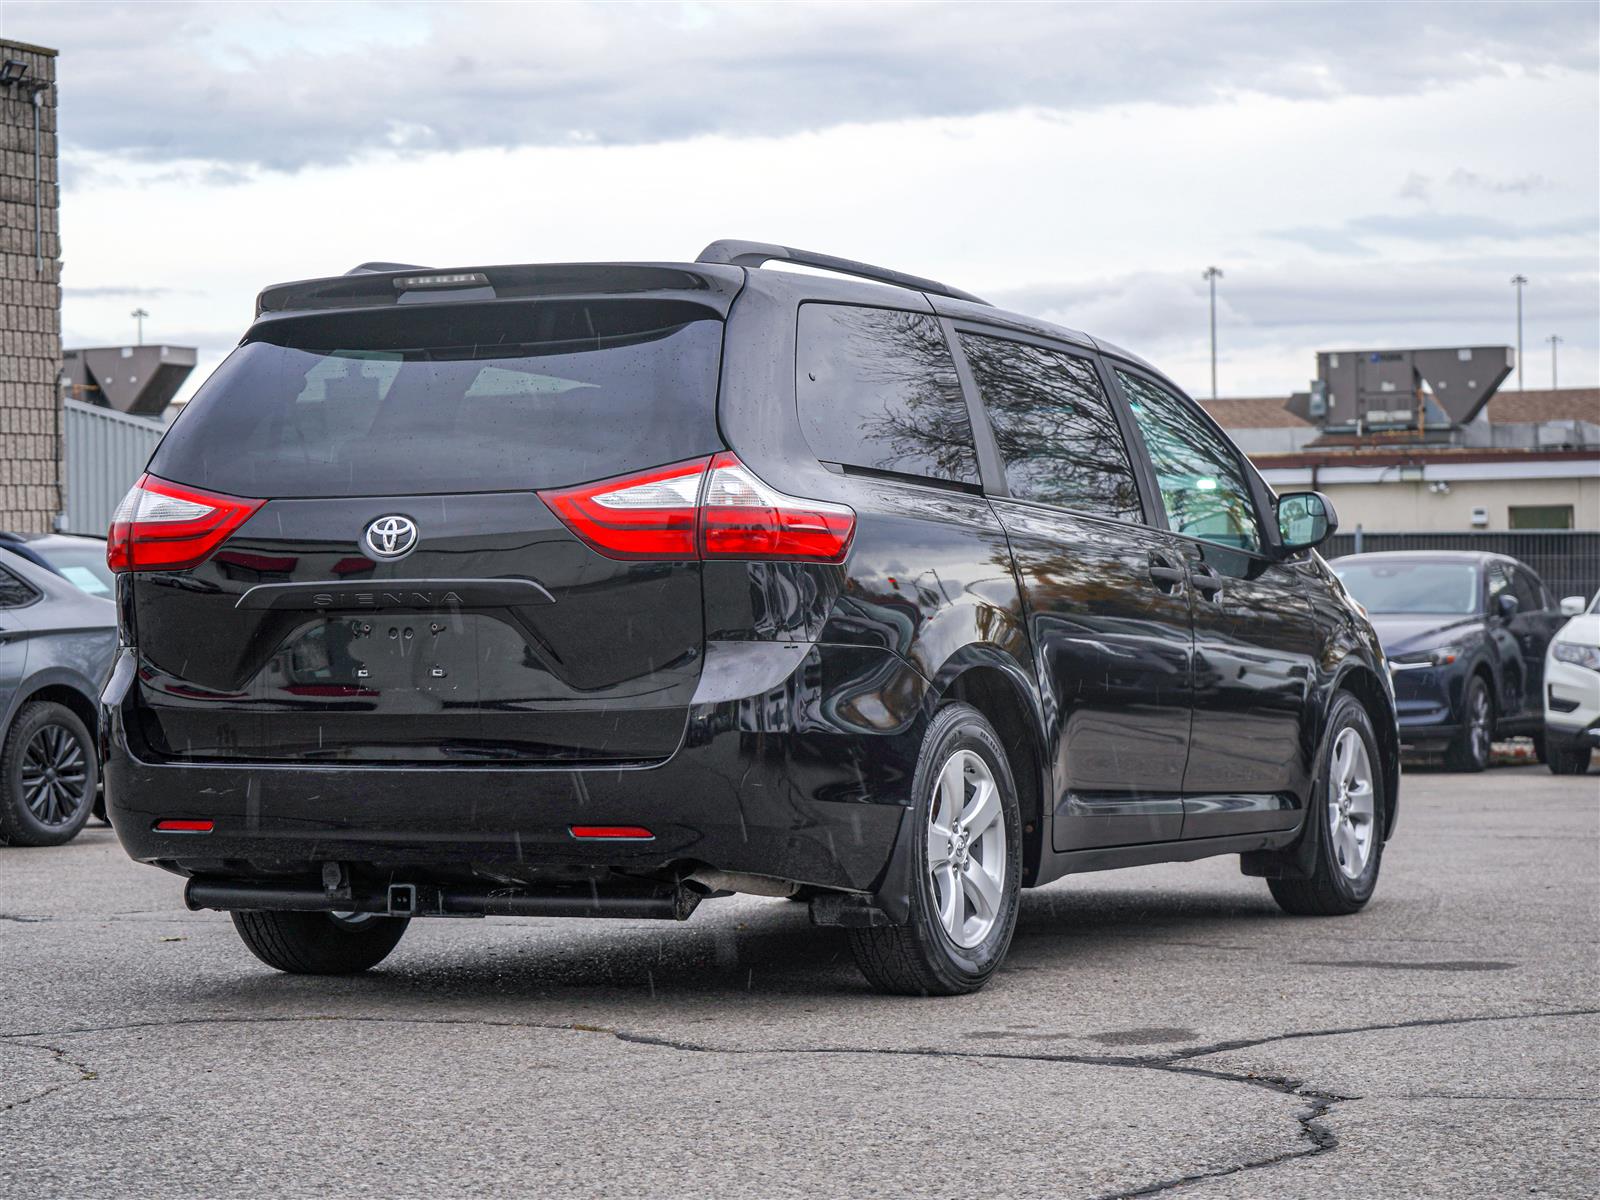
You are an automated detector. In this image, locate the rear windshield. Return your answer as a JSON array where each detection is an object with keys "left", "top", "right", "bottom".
[
  {"left": 149, "top": 300, "right": 724, "bottom": 497},
  {"left": 1333, "top": 560, "right": 1480, "bottom": 615}
]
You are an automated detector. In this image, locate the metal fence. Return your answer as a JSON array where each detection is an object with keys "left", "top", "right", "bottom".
[
  {"left": 1326, "top": 530, "right": 1600, "bottom": 602},
  {"left": 62, "top": 398, "right": 163, "bottom": 535}
]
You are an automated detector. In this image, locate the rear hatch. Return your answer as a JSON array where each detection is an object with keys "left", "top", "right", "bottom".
[{"left": 126, "top": 273, "right": 735, "bottom": 764}]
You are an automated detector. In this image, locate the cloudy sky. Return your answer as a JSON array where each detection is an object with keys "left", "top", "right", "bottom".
[{"left": 7, "top": 0, "right": 1598, "bottom": 403}]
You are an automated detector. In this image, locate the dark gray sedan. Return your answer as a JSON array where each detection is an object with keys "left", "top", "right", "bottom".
[{"left": 0, "top": 546, "right": 116, "bottom": 846}]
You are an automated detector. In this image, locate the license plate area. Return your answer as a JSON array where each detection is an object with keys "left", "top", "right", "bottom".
[{"left": 275, "top": 614, "right": 478, "bottom": 698}]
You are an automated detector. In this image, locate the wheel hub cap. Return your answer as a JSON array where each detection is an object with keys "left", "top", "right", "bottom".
[
  {"left": 1326, "top": 728, "right": 1376, "bottom": 881},
  {"left": 926, "top": 749, "right": 1007, "bottom": 949},
  {"left": 20, "top": 724, "right": 88, "bottom": 828}
]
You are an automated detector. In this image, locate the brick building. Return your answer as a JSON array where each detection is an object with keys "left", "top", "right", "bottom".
[{"left": 0, "top": 39, "right": 61, "bottom": 534}]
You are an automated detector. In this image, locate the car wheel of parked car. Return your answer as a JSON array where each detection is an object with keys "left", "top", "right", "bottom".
[
  {"left": 847, "top": 703, "right": 1022, "bottom": 996},
  {"left": 1546, "top": 740, "right": 1593, "bottom": 776},
  {"left": 1444, "top": 675, "right": 1493, "bottom": 773},
  {"left": 0, "top": 701, "right": 98, "bottom": 848},
  {"left": 231, "top": 910, "right": 410, "bottom": 974},
  {"left": 1268, "top": 692, "right": 1385, "bottom": 917}
]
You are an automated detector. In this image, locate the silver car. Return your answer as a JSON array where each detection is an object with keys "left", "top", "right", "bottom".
[{"left": 0, "top": 546, "right": 116, "bottom": 846}]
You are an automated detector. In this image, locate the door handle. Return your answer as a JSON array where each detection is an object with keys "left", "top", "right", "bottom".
[
  {"left": 1147, "top": 553, "right": 1187, "bottom": 594},
  {"left": 1190, "top": 562, "right": 1224, "bottom": 601}
]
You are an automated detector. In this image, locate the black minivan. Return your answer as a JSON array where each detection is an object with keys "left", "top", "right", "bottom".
[{"left": 103, "top": 242, "right": 1399, "bottom": 995}]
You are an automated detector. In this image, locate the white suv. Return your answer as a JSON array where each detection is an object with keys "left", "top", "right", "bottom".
[{"left": 1545, "top": 591, "right": 1600, "bottom": 775}]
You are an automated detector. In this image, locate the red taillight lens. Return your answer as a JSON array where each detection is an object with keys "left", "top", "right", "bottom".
[
  {"left": 538, "top": 454, "right": 854, "bottom": 564},
  {"left": 538, "top": 458, "right": 708, "bottom": 560},
  {"left": 107, "top": 474, "right": 265, "bottom": 574},
  {"left": 699, "top": 452, "right": 855, "bottom": 562}
]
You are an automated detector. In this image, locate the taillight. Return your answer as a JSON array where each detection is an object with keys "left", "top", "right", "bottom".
[
  {"left": 538, "top": 453, "right": 854, "bottom": 563},
  {"left": 107, "top": 474, "right": 265, "bottom": 574},
  {"left": 699, "top": 452, "right": 855, "bottom": 561},
  {"left": 538, "top": 458, "right": 707, "bottom": 560}
]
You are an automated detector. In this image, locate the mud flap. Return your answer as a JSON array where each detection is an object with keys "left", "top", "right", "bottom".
[
  {"left": 1239, "top": 810, "right": 1319, "bottom": 879},
  {"left": 810, "top": 805, "right": 915, "bottom": 928}
]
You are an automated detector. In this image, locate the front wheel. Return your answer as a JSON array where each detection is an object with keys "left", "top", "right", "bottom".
[
  {"left": 847, "top": 703, "right": 1022, "bottom": 996},
  {"left": 1268, "top": 692, "right": 1386, "bottom": 917},
  {"left": 231, "top": 910, "right": 409, "bottom": 974},
  {"left": 1443, "top": 675, "right": 1493, "bottom": 772},
  {"left": 1546, "top": 737, "right": 1593, "bottom": 776}
]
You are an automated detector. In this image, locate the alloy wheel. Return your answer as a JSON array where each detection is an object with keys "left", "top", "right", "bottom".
[
  {"left": 20, "top": 724, "right": 90, "bottom": 827},
  {"left": 1326, "top": 728, "right": 1376, "bottom": 880},
  {"left": 1468, "top": 685, "right": 1491, "bottom": 765},
  {"left": 927, "top": 749, "right": 1007, "bottom": 948}
]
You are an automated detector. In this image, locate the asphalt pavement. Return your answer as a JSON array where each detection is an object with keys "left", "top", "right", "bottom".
[{"left": 2, "top": 763, "right": 1595, "bottom": 1198}]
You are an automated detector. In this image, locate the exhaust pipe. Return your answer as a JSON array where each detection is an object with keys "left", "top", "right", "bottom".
[{"left": 184, "top": 878, "right": 701, "bottom": 921}]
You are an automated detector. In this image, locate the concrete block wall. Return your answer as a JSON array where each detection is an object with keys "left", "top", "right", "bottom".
[{"left": 0, "top": 38, "right": 61, "bottom": 534}]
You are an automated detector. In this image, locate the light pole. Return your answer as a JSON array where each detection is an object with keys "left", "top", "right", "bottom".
[
  {"left": 1203, "top": 266, "right": 1223, "bottom": 400},
  {"left": 1547, "top": 334, "right": 1563, "bottom": 389},
  {"left": 1510, "top": 275, "right": 1527, "bottom": 390},
  {"left": 131, "top": 307, "right": 148, "bottom": 346}
]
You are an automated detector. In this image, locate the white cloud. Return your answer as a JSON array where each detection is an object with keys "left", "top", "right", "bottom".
[
  {"left": 30, "top": 4, "right": 1597, "bottom": 402},
  {"left": 11, "top": 0, "right": 1597, "bottom": 169}
]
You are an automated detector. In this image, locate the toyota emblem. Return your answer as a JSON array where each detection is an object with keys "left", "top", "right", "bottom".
[{"left": 364, "top": 514, "right": 418, "bottom": 560}]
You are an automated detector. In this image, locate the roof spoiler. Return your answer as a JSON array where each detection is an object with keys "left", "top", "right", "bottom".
[
  {"left": 345, "top": 261, "right": 430, "bottom": 276},
  {"left": 696, "top": 239, "right": 988, "bottom": 306}
]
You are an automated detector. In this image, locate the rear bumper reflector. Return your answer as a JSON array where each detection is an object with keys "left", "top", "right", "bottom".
[
  {"left": 154, "top": 819, "right": 214, "bottom": 833},
  {"left": 569, "top": 825, "right": 654, "bottom": 840}
]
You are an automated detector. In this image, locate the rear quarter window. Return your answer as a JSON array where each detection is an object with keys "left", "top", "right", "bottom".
[
  {"left": 0, "top": 563, "right": 40, "bottom": 608},
  {"left": 795, "top": 303, "right": 978, "bottom": 486}
]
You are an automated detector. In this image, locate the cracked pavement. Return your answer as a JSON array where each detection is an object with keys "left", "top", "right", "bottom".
[{"left": 1, "top": 764, "right": 1595, "bottom": 1198}]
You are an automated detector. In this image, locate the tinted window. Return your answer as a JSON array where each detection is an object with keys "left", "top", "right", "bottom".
[
  {"left": 0, "top": 563, "right": 39, "bottom": 608},
  {"left": 1334, "top": 561, "right": 1480, "bottom": 615},
  {"left": 959, "top": 334, "right": 1142, "bottom": 522},
  {"left": 1118, "top": 370, "right": 1261, "bottom": 552},
  {"left": 796, "top": 304, "right": 978, "bottom": 485},
  {"left": 150, "top": 300, "right": 725, "bottom": 498},
  {"left": 1510, "top": 567, "right": 1543, "bottom": 613},
  {"left": 1486, "top": 563, "right": 1512, "bottom": 610}
]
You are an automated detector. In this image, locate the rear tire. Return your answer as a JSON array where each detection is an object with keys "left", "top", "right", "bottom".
[
  {"left": 847, "top": 703, "right": 1022, "bottom": 996},
  {"left": 1443, "top": 675, "right": 1493, "bottom": 772},
  {"left": 1268, "top": 692, "right": 1385, "bottom": 917},
  {"left": 231, "top": 910, "right": 409, "bottom": 974},
  {"left": 0, "top": 702, "right": 98, "bottom": 848},
  {"left": 1547, "top": 738, "right": 1593, "bottom": 776}
]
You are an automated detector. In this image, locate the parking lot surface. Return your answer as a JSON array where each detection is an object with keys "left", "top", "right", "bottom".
[{"left": 2, "top": 764, "right": 1595, "bottom": 1199}]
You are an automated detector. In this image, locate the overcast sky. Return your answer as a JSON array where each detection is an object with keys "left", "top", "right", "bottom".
[{"left": 8, "top": 0, "right": 1598, "bottom": 403}]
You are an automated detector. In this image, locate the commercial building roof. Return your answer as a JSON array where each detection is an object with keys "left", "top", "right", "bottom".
[{"left": 1201, "top": 387, "right": 1599, "bottom": 431}]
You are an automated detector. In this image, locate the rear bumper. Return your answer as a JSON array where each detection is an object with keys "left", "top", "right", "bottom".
[{"left": 103, "top": 639, "right": 928, "bottom": 895}]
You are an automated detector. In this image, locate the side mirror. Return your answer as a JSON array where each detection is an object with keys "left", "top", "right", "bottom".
[
  {"left": 1561, "top": 595, "right": 1586, "bottom": 616},
  {"left": 1276, "top": 491, "right": 1338, "bottom": 553},
  {"left": 1496, "top": 593, "right": 1520, "bottom": 622}
]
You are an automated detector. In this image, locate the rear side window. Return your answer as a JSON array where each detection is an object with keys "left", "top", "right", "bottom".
[
  {"left": 149, "top": 300, "right": 725, "bottom": 498},
  {"left": 795, "top": 304, "right": 978, "bottom": 486},
  {"left": 959, "top": 333, "right": 1143, "bottom": 522},
  {"left": 0, "top": 563, "right": 39, "bottom": 608}
]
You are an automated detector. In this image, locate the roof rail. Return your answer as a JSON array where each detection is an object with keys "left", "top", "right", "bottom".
[
  {"left": 696, "top": 240, "right": 988, "bottom": 306},
  {"left": 345, "top": 261, "right": 430, "bottom": 276}
]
